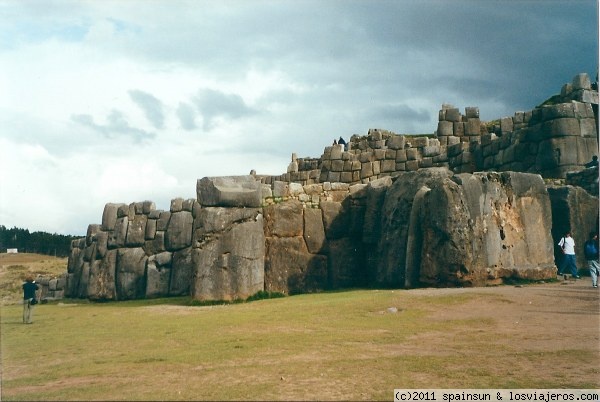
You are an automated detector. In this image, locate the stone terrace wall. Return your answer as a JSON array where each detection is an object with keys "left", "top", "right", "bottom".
[{"left": 264, "top": 73, "right": 598, "bottom": 186}]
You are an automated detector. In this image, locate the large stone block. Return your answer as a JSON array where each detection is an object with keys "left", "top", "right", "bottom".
[
  {"left": 169, "top": 247, "right": 192, "bottom": 296},
  {"left": 376, "top": 168, "right": 454, "bottom": 287},
  {"left": 580, "top": 118, "right": 597, "bottom": 137},
  {"left": 541, "top": 118, "right": 581, "bottom": 137},
  {"left": 156, "top": 211, "right": 171, "bottom": 231},
  {"left": 108, "top": 216, "right": 128, "bottom": 249},
  {"left": 541, "top": 103, "right": 575, "bottom": 120},
  {"left": 464, "top": 118, "right": 481, "bottom": 136},
  {"left": 572, "top": 73, "right": 591, "bottom": 90},
  {"left": 86, "top": 224, "right": 101, "bottom": 246},
  {"left": 387, "top": 135, "right": 406, "bottom": 150},
  {"left": 116, "top": 247, "right": 147, "bottom": 300},
  {"left": 191, "top": 208, "right": 265, "bottom": 301},
  {"left": 102, "top": 203, "right": 126, "bottom": 231},
  {"left": 95, "top": 231, "right": 108, "bottom": 259},
  {"left": 145, "top": 251, "right": 173, "bottom": 299},
  {"left": 77, "top": 262, "right": 90, "bottom": 298},
  {"left": 406, "top": 171, "right": 555, "bottom": 287},
  {"left": 445, "top": 108, "right": 461, "bottom": 122},
  {"left": 265, "top": 237, "right": 327, "bottom": 294},
  {"left": 303, "top": 207, "right": 327, "bottom": 253},
  {"left": 328, "top": 237, "right": 366, "bottom": 288},
  {"left": 146, "top": 260, "right": 171, "bottom": 299},
  {"left": 126, "top": 215, "right": 147, "bottom": 247},
  {"left": 165, "top": 211, "right": 193, "bottom": 251},
  {"left": 363, "top": 177, "right": 393, "bottom": 244},
  {"left": 66, "top": 247, "right": 85, "bottom": 297},
  {"left": 536, "top": 137, "right": 580, "bottom": 175},
  {"left": 87, "top": 249, "right": 117, "bottom": 301},
  {"left": 321, "top": 201, "right": 351, "bottom": 240},
  {"left": 197, "top": 176, "right": 262, "bottom": 207}
]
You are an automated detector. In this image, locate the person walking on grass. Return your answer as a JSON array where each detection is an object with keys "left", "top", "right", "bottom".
[
  {"left": 558, "top": 231, "right": 580, "bottom": 279},
  {"left": 22, "top": 275, "right": 39, "bottom": 324},
  {"left": 584, "top": 232, "right": 599, "bottom": 288}
]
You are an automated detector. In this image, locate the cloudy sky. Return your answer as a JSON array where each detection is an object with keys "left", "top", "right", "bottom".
[{"left": 0, "top": 0, "right": 597, "bottom": 236}]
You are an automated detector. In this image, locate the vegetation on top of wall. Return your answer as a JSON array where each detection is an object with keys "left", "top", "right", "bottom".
[{"left": 537, "top": 94, "right": 562, "bottom": 108}]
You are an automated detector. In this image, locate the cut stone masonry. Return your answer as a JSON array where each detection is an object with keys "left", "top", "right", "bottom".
[{"left": 65, "top": 73, "right": 599, "bottom": 302}]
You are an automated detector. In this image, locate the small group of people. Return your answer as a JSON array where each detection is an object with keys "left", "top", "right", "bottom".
[
  {"left": 332, "top": 136, "right": 348, "bottom": 151},
  {"left": 558, "top": 230, "right": 599, "bottom": 287}
]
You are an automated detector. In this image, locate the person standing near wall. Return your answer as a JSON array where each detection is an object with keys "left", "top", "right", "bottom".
[
  {"left": 584, "top": 232, "right": 600, "bottom": 288},
  {"left": 558, "top": 231, "right": 580, "bottom": 279},
  {"left": 22, "top": 275, "right": 39, "bottom": 324}
]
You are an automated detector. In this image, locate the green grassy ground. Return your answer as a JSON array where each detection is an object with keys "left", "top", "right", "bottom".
[{"left": 2, "top": 287, "right": 597, "bottom": 401}]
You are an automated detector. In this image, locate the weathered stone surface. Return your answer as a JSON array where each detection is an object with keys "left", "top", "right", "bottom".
[
  {"left": 145, "top": 251, "right": 173, "bottom": 298},
  {"left": 536, "top": 137, "right": 580, "bottom": 176},
  {"left": 191, "top": 208, "right": 265, "bottom": 301},
  {"left": 145, "top": 218, "right": 157, "bottom": 240},
  {"left": 95, "top": 231, "right": 108, "bottom": 259},
  {"left": 77, "top": 262, "right": 90, "bottom": 298},
  {"left": 108, "top": 216, "right": 128, "bottom": 249},
  {"left": 86, "top": 224, "right": 101, "bottom": 246},
  {"left": 126, "top": 215, "right": 147, "bottom": 247},
  {"left": 264, "top": 200, "right": 303, "bottom": 237},
  {"left": 303, "top": 207, "right": 326, "bottom": 253},
  {"left": 542, "top": 118, "right": 581, "bottom": 137},
  {"left": 116, "top": 247, "right": 147, "bottom": 300},
  {"left": 387, "top": 135, "right": 406, "bottom": 150},
  {"left": 363, "top": 177, "right": 393, "bottom": 244},
  {"left": 87, "top": 249, "right": 117, "bottom": 301},
  {"left": 265, "top": 237, "right": 327, "bottom": 294},
  {"left": 165, "top": 211, "right": 193, "bottom": 251},
  {"left": 376, "top": 168, "right": 454, "bottom": 287},
  {"left": 146, "top": 261, "right": 171, "bottom": 299},
  {"left": 412, "top": 172, "right": 556, "bottom": 287},
  {"left": 328, "top": 237, "right": 366, "bottom": 288},
  {"left": 169, "top": 247, "right": 192, "bottom": 296},
  {"left": 445, "top": 108, "right": 461, "bottom": 122},
  {"left": 102, "top": 203, "right": 126, "bottom": 231},
  {"left": 197, "top": 176, "right": 262, "bottom": 207},
  {"left": 144, "top": 231, "right": 166, "bottom": 255},
  {"left": 170, "top": 198, "right": 183, "bottom": 213},
  {"left": 321, "top": 201, "right": 351, "bottom": 240},
  {"left": 548, "top": 185, "right": 599, "bottom": 270},
  {"left": 572, "top": 73, "right": 591, "bottom": 90},
  {"left": 156, "top": 211, "right": 171, "bottom": 231},
  {"left": 66, "top": 247, "right": 85, "bottom": 297}
]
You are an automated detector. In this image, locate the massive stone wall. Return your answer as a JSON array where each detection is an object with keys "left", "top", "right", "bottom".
[
  {"left": 64, "top": 73, "right": 598, "bottom": 302},
  {"left": 66, "top": 168, "right": 584, "bottom": 302}
]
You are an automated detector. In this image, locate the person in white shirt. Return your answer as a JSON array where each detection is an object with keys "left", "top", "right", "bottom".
[{"left": 558, "top": 231, "right": 580, "bottom": 278}]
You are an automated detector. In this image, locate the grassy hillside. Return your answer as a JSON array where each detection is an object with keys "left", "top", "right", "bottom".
[{"left": 0, "top": 253, "right": 68, "bottom": 305}]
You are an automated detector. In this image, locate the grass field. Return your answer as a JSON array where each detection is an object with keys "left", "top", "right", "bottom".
[{"left": 1, "top": 254, "right": 598, "bottom": 400}]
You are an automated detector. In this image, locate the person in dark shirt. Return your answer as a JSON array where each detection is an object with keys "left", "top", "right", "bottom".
[
  {"left": 585, "top": 155, "right": 598, "bottom": 168},
  {"left": 22, "top": 275, "right": 40, "bottom": 324}
]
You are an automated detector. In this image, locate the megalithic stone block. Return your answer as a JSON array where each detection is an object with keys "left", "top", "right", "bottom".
[
  {"left": 197, "top": 176, "right": 262, "bottom": 207},
  {"left": 102, "top": 203, "right": 126, "bottom": 231}
]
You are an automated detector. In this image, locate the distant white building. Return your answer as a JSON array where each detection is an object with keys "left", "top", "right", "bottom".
[{"left": 6, "top": 248, "right": 18, "bottom": 254}]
